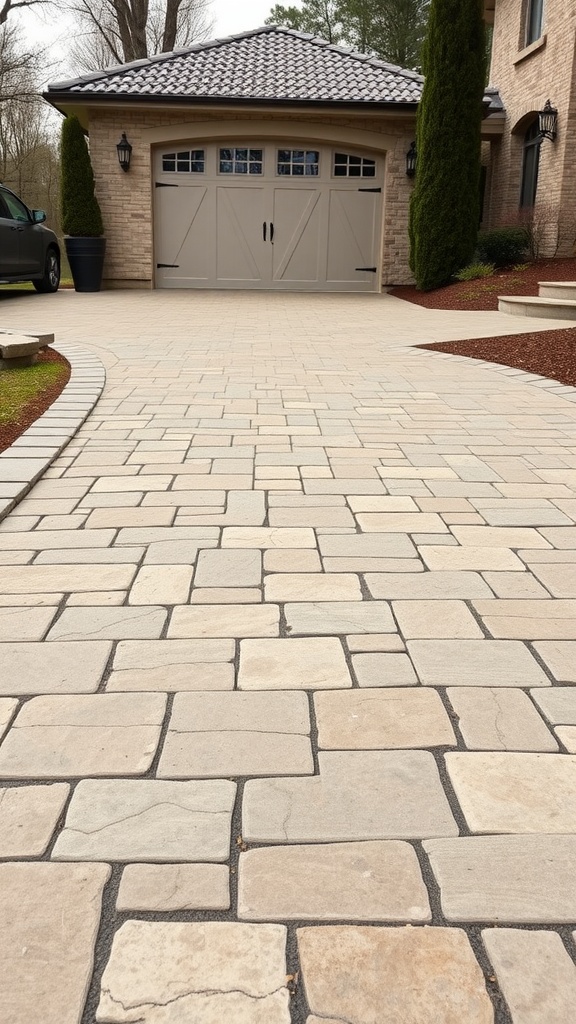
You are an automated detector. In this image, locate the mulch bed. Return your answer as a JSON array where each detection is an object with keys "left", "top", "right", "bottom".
[
  {"left": 391, "top": 257, "right": 576, "bottom": 311},
  {"left": 418, "top": 327, "right": 576, "bottom": 388},
  {"left": 0, "top": 349, "right": 71, "bottom": 453}
]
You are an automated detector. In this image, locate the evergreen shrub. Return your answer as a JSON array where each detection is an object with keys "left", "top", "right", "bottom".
[
  {"left": 475, "top": 228, "right": 529, "bottom": 267},
  {"left": 61, "top": 115, "right": 104, "bottom": 237}
]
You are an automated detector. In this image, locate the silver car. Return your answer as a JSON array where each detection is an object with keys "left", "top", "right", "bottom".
[{"left": 0, "top": 184, "right": 61, "bottom": 292}]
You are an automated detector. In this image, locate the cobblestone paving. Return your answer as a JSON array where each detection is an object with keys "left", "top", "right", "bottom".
[{"left": 1, "top": 290, "right": 576, "bottom": 1023}]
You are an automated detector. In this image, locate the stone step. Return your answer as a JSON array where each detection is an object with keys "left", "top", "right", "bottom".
[
  {"left": 498, "top": 296, "right": 576, "bottom": 320},
  {"left": 0, "top": 327, "right": 54, "bottom": 348},
  {"left": 0, "top": 335, "right": 41, "bottom": 369},
  {"left": 538, "top": 281, "right": 576, "bottom": 300}
]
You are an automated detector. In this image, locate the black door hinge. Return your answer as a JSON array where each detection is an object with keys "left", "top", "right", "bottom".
[
  {"left": 155, "top": 182, "right": 178, "bottom": 188},
  {"left": 157, "top": 263, "right": 179, "bottom": 268},
  {"left": 356, "top": 266, "right": 377, "bottom": 272},
  {"left": 358, "top": 187, "right": 382, "bottom": 193}
]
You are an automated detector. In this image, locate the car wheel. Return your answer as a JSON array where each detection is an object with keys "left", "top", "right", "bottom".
[{"left": 33, "top": 248, "right": 60, "bottom": 293}]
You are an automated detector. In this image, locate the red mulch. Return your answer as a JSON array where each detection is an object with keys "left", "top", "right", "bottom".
[
  {"left": 391, "top": 257, "right": 576, "bottom": 311},
  {"left": 418, "top": 327, "right": 576, "bottom": 388},
  {"left": 0, "top": 349, "right": 71, "bottom": 453}
]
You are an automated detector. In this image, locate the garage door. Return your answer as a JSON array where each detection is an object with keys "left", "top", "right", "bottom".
[{"left": 153, "top": 142, "right": 384, "bottom": 292}]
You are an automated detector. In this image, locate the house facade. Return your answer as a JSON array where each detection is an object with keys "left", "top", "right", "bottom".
[
  {"left": 45, "top": 26, "right": 503, "bottom": 293},
  {"left": 485, "top": 0, "right": 576, "bottom": 254}
]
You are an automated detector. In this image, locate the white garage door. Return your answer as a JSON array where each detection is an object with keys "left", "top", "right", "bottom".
[{"left": 153, "top": 142, "right": 384, "bottom": 292}]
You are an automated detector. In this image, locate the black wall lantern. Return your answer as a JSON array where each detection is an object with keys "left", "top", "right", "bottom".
[
  {"left": 538, "top": 100, "right": 558, "bottom": 142},
  {"left": 116, "top": 132, "right": 133, "bottom": 172},
  {"left": 406, "top": 141, "right": 417, "bottom": 178}
]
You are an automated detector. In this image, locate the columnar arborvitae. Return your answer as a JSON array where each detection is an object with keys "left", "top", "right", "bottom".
[
  {"left": 409, "top": 0, "right": 487, "bottom": 290},
  {"left": 61, "top": 115, "right": 104, "bottom": 237}
]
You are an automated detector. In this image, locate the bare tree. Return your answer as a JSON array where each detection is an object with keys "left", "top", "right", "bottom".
[
  {"left": 66, "top": 0, "right": 214, "bottom": 72},
  {"left": 0, "top": 0, "right": 46, "bottom": 27},
  {"left": 0, "top": 25, "right": 60, "bottom": 227}
]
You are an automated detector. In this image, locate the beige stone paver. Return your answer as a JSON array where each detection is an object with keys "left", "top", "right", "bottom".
[
  {"left": 533, "top": 641, "right": 576, "bottom": 681},
  {"left": 297, "top": 926, "right": 493, "bottom": 1024},
  {"left": 0, "top": 862, "right": 110, "bottom": 1024},
  {"left": 158, "top": 691, "right": 313, "bottom": 777},
  {"left": 408, "top": 639, "right": 549, "bottom": 686},
  {"left": 482, "top": 929, "right": 576, "bottom": 1024},
  {"left": 97, "top": 922, "right": 290, "bottom": 1022},
  {"left": 53, "top": 778, "right": 236, "bottom": 861},
  {"left": 315, "top": 688, "right": 456, "bottom": 748},
  {"left": 0, "top": 697, "right": 18, "bottom": 739},
  {"left": 2, "top": 291, "right": 576, "bottom": 1019},
  {"left": 169, "top": 603, "right": 279, "bottom": 637},
  {"left": 238, "top": 841, "right": 431, "bottom": 921},
  {"left": 0, "top": 783, "right": 69, "bottom": 856},
  {"left": 425, "top": 835, "right": 576, "bottom": 923},
  {"left": 243, "top": 750, "right": 457, "bottom": 841},
  {"left": 447, "top": 688, "right": 558, "bottom": 751},
  {"left": 0, "top": 693, "right": 166, "bottom": 777},
  {"left": 116, "top": 863, "right": 230, "bottom": 911},
  {"left": 446, "top": 752, "right": 576, "bottom": 832},
  {"left": 238, "top": 637, "right": 351, "bottom": 689}
]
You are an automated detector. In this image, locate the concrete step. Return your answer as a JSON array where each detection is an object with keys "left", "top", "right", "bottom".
[
  {"left": 538, "top": 281, "right": 576, "bottom": 300},
  {"left": 498, "top": 296, "right": 576, "bottom": 320}
]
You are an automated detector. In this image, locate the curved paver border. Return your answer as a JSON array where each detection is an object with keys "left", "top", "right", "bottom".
[
  {"left": 0, "top": 341, "right": 105, "bottom": 522},
  {"left": 410, "top": 344, "right": 576, "bottom": 403}
]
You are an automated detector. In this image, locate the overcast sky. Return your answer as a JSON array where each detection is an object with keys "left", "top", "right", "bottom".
[{"left": 19, "top": 0, "right": 286, "bottom": 73}]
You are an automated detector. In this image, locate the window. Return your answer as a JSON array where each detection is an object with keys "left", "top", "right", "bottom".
[
  {"left": 162, "top": 150, "right": 205, "bottom": 173},
  {"left": 333, "top": 153, "right": 376, "bottom": 178},
  {"left": 1, "top": 189, "right": 30, "bottom": 222},
  {"left": 219, "top": 148, "right": 263, "bottom": 174},
  {"left": 525, "top": 0, "right": 544, "bottom": 45},
  {"left": 520, "top": 119, "right": 541, "bottom": 208},
  {"left": 277, "top": 149, "right": 319, "bottom": 176}
]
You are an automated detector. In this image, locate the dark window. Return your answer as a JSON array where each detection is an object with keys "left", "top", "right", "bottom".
[
  {"left": 520, "top": 119, "right": 541, "bottom": 208},
  {"left": 526, "top": 0, "right": 544, "bottom": 45},
  {"left": 333, "top": 152, "right": 376, "bottom": 178},
  {"left": 219, "top": 147, "right": 263, "bottom": 175},
  {"left": 2, "top": 190, "right": 30, "bottom": 222},
  {"left": 162, "top": 150, "right": 205, "bottom": 173},
  {"left": 277, "top": 149, "right": 319, "bottom": 176}
]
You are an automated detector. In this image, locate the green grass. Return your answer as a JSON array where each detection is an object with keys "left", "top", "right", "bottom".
[{"left": 0, "top": 361, "right": 69, "bottom": 427}]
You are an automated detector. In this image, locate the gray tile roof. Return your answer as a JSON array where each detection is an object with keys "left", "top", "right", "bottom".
[{"left": 47, "top": 25, "right": 425, "bottom": 105}]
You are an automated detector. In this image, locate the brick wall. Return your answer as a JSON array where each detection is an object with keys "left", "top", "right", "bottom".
[
  {"left": 488, "top": 0, "right": 576, "bottom": 255},
  {"left": 87, "top": 106, "right": 416, "bottom": 288}
]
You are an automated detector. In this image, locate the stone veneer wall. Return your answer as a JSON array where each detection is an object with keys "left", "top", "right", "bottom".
[
  {"left": 87, "top": 106, "right": 416, "bottom": 289},
  {"left": 488, "top": 0, "right": 576, "bottom": 255}
]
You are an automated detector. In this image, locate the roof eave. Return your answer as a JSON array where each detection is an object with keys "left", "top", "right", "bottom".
[{"left": 43, "top": 91, "right": 419, "bottom": 115}]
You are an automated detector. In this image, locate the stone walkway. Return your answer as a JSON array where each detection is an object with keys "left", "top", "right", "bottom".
[{"left": 1, "top": 290, "right": 576, "bottom": 1024}]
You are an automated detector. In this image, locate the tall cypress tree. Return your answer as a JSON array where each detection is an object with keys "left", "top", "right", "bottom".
[
  {"left": 61, "top": 115, "right": 104, "bottom": 237},
  {"left": 409, "top": 0, "right": 486, "bottom": 290}
]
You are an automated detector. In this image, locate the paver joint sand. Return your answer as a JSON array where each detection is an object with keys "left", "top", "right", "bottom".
[{"left": 0, "top": 289, "right": 575, "bottom": 1023}]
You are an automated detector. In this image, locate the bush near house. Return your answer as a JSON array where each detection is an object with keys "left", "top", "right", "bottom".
[
  {"left": 60, "top": 115, "right": 104, "bottom": 237},
  {"left": 475, "top": 227, "right": 529, "bottom": 267},
  {"left": 454, "top": 262, "right": 496, "bottom": 281},
  {"left": 409, "top": 0, "right": 487, "bottom": 291}
]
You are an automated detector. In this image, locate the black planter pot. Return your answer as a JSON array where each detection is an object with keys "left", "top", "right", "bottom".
[{"left": 65, "top": 236, "right": 106, "bottom": 293}]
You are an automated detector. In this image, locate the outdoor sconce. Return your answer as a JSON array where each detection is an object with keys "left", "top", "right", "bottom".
[
  {"left": 538, "top": 100, "right": 558, "bottom": 142},
  {"left": 116, "top": 132, "right": 133, "bottom": 172},
  {"left": 406, "top": 141, "right": 417, "bottom": 178}
]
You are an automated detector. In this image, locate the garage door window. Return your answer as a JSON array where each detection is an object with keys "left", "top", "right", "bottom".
[
  {"left": 219, "top": 148, "right": 263, "bottom": 174},
  {"left": 162, "top": 150, "right": 205, "bottom": 173},
  {"left": 333, "top": 153, "right": 376, "bottom": 178},
  {"left": 277, "top": 150, "right": 320, "bottom": 176}
]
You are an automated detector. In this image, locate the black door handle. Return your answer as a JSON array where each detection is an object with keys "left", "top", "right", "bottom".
[
  {"left": 262, "top": 221, "right": 267, "bottom": 242},
  {"left": 270, "top": 222, "right": 274, "bottom": 244}
]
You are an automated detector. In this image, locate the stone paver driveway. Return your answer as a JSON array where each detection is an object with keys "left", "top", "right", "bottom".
[{"left": 1, "top": 290, "right": 576, "bottom": 1024}]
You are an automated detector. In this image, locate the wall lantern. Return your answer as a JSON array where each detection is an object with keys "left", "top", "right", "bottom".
[
  {"left": 538, "top": 100, "right": 558, "bottom": 142},
  {"left": 406, "top": 141, "right": 417, "bottom": 178},
  {"left": 116, "top": 133, "right": 133, "bottom": 172}
]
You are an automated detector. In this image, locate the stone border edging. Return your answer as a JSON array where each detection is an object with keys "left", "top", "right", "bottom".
[
  {"left": 410, "top": 345, "right": 576, "bottom": 403},
  {"left": 0, "top": 341, "right": 105, "bottom": 522}
]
